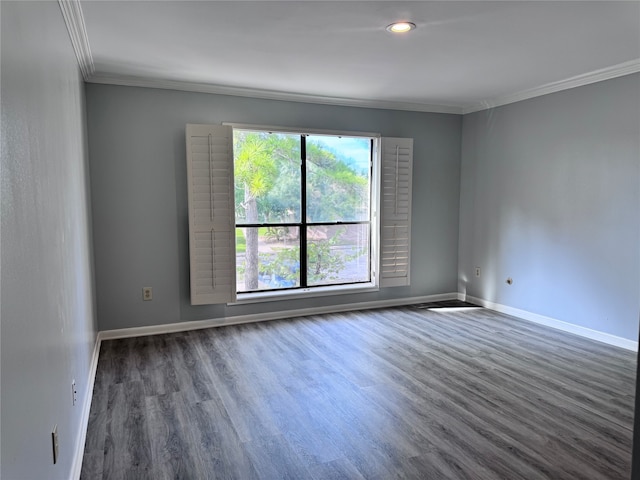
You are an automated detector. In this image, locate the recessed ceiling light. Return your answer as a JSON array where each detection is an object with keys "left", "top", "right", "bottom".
[{"left": 386, "top": 22, "right": 416, "bottom": 34}]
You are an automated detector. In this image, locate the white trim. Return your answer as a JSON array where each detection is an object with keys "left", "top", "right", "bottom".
[
  {"left": 99, "top": 293, "right": 459, "bottom": 340},
  {"left": 463, "top": 294, "right": 638, "bottom": 352},
  {"left": 224, "top": 122, "right": 380, "bottom": 139},
  {"left": 232, "top": 283, "right": 379, "bottom": 305},
  {"left": 85, "top": 61, "right": 639, "bottom": 116},
  {"left": 463, "top": 59, "right": 640, "bottom": 114},
  {"left": 70, "top": 334, "right": 102, "bottom": 480},
  {"left": 226, "top": 125, "right": 380, "bottom": 303},
  {"left": 58, "top": 0, "right": 94, "bottom": 80},
  {"left": 85, "top": 74, "right": 463, "bottom": 115}
]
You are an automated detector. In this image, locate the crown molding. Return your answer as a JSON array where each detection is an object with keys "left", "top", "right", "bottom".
[
  {"left": 86, "top": 58, "right": 639, "bottom": 116},
  {"left": 85, "top": 73, "right": 464, "bottom": 115},
  {"left": 59, "top": 0, "right": 94, "bottom": 80},
  {"left": 463, "top": 59, "right": 640, "bottom": 114}
]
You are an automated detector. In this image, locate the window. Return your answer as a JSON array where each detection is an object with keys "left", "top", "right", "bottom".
[
  {"left": 185, "top": 124, "right": 412, "bottom": 306},
  {"left": 233, "top": 129, "right": 373, "bottom": 293}
]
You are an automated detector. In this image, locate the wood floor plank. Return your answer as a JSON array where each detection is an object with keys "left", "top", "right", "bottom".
[
  {"left": 188, "top": 399, "right": 259, "bottom": 479},
  {"left": 242, "top": 434, "right": 314, "bottom": 480},
  {"left": 79, "top": 452, "right": 104, "bottom": 480},
  {"left": 308, "top": 457, "right": 367, "bottom": 480},
  {"left": 145, "top": 392, "right": 202, "bottom": 480},
  {"left": 191, "top": 329, "right": 282, "bottom": 444},
  {"left": 167, "top": 333, "right": 217, "bottom": 404},
  {"left": 101, "top": 380, "right": 152, "bottom": 480},
  {"left": 81, "top": 304, "right": 636, "bottom": 479}
]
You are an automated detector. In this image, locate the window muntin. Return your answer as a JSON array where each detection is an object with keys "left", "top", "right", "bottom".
[{"left": 233, "top": 129, "right": 373, "bottom": 293}]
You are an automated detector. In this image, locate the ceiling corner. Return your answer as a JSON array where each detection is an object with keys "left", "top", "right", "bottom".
[
  {"left": 463, "top": 59, "right": 640, "bottom": 115},
  {"left": 59, "top": 0, "right": 94, "bottom": 80}
]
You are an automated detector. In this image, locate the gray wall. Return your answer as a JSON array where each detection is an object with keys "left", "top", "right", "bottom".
[
  {"left": 1, "top": 2, "right": 97, "bottom": 479},
  {"left": 459, "top": 74, "right": 640, "bottom": 341},
  {"left": 85, "top": 84, "right": 462, "bottom": 331}
]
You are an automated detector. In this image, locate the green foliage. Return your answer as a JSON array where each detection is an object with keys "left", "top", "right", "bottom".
[
  {"left": 263, "top": 226, "right": 291, "bottom": 243},
  {"left": 234, "top": 132, "right": 369, "bottom": 224},
  {"left": 308, "top": 236, "right": 347, "bottom": 283},
  {"left": 265, "top": 228, "right": 363, "bottom": 284},
  {"left": 235, "top": 229, "right": 246, "bottom": 253},
  {"left": 305, "top": 140, "right": 369, "bottom": 222},
  {"left": 234, "top": 132, "right": 277, "bottom": 198},
  {"left": 234, "top": 132, "right": 301, "bottom": 223}
]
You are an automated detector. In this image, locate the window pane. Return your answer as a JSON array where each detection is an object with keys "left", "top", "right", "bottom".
[
  {"left": 236, "top": 227, "right": 300, "bottom": 292},
  {"left": 306, "top": 135, "right": 371, "bottom": 223},
  {"left": 307, "top": 224, "right": 370, "bottom": 287},
  {"left": 234, "top": 131, "right": 301, "bottom": 224}
]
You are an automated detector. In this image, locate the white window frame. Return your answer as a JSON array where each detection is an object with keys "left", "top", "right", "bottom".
[{"left": 225, "top": 123, "right": 381, "bottom": 304}]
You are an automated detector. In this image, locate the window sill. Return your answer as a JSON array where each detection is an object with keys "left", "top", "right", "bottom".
[{"left": 229, "top": 282, "right": 379, "bottom": 305}]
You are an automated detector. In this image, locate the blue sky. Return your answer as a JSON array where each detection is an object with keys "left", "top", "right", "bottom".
[{"left": 309, "top": 135, "right": 371, "bottom": 172}]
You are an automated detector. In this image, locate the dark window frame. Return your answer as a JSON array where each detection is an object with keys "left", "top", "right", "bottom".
[{"left": 234, "top": 131, "right": 374, "bottom": 294}]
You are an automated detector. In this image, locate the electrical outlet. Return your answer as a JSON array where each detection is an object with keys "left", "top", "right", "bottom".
[
  {"left": 52, "top": 425, "right": 59, "bottom": 464},
  {"left": 475, "top": 267, "right": 481, "bottom": 277},
  {"left": 142, "top": 287, "right": 153, "bottom": 301},
  {"left": 72, "top": 380, "right": 77, "bottom": 406}
]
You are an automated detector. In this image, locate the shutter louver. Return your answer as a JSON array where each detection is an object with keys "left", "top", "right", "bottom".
[
  {"left": 380, "top": 137, "right": 413, "bottom": 287},
  {"left": 186, "top": 124, "right": 237, "bottom": 304}
]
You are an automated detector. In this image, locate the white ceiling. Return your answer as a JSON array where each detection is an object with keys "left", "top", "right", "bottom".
[{"left": 78, "top": 1, "right": 640, "bottom": 113}]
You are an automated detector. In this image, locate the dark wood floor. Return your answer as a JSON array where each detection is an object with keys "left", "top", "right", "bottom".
[{"left": 81, "top": 304, "right": 636, "bottom": 479}]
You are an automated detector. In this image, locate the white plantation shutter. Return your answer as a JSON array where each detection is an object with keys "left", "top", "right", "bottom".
[
  {"left": 186, "top": 124, "right": 236, "bottom": 305},
  {"left": 380, "top": 137, "right": 413, "bottom": 287}
]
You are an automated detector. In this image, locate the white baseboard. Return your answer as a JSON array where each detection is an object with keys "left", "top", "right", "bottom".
[
  {"left": 463, "top": 294, "right": 638, "bottom": 352},
  {"left": 99, "top": 293, "right": 459, "bottom": 340},
  {"left": 70, "top": 333, "right": 102, "bottom": 480}
]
